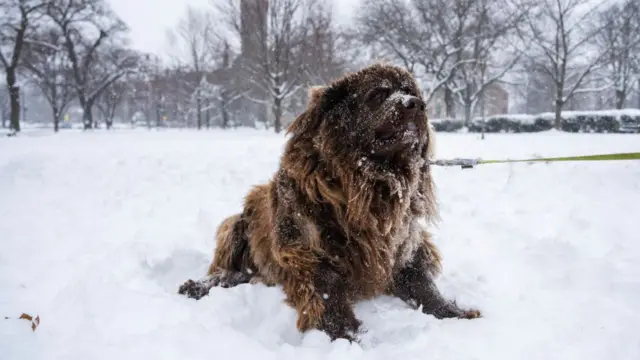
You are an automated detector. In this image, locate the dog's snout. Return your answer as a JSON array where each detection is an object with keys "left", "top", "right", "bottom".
[{"left": 403, "top": 96, "right": 425, "bottom": 112}]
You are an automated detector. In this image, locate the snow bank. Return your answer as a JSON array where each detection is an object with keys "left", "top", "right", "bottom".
[{"left": 1, "top": 130, "right": 639, "bottom": 359}]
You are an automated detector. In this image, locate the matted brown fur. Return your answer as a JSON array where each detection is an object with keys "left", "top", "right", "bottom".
[{"left": 178, "top": 63, "right": 480, "bottom": 341}]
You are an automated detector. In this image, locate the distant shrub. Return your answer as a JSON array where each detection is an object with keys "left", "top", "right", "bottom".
[
  {"left": 468, "top": 114, "right": 545, "bottom": 133},
  {"left": 437, "top": 109, "right": 640, "bottom": 133},
  {"left": 430, "top": 118, "right": 465, "bottom": 132},
  {"left": 560, "top": 110, "right": 624, "bottom": 133}
]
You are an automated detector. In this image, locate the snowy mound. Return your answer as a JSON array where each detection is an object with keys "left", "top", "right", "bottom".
[{"left": 1, "top": 130, "right": 639, "bottom": 359}]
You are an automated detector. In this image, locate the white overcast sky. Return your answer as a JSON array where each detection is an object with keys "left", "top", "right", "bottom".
[{"left": 107, "top": 0, "right": 359, "bottom": 56}]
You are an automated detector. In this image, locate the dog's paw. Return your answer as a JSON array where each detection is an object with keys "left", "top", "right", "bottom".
[
  {"left": 458, "top": 309, "right": 482, "bottom": 319},
  {"left": 428, "top": 301, "right": 482, "bottom": 320},
  {"left": 319, "top": 307, "right": 363, "bottom": 343},
  {"left": 178, "top": 279, "right": 211, "bottom": 300}
]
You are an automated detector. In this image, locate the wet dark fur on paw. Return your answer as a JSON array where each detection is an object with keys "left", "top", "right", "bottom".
[
  {"left": 178, "top": 270, "right": 253, "bottom": 299},
  {"left": 178, "top": 279, "right": 211, "bottom": 300},
  {"left": 318, "top": 301, "right": 363, "bottom": 342}
]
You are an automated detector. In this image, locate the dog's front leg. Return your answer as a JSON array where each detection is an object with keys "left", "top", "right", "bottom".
[{"left": 389, "top": 231, "right": 481, "bottom": 319}]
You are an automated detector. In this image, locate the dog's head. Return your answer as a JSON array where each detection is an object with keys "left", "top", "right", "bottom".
[{"left": 288, "top": 63, "right": 435, "bottom": 162}]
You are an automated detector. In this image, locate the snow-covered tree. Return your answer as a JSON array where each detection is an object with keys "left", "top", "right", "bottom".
[
  {"left": 166, "top": 5, "right": 217, "bottom": 130},
  {"left": 216, "top": 0, "right": 311, "bottom": 133},
  {"left": 355, "top": 0, "right": 528, "bottom": 125},
  {"left": 300, "top": 2, "right": 345, "bottom": 86},
  {"left": 0, "top": 81, "right": 8, "bottom": 127},
  {"left": 0, "top": 0, "right": 47, "bottom": 133},
  {"left": 46, "top": 0, "right": 137, "bottom": 130},
  {"left": 21, "top": 26, "right": 75, "bottom": 132},
  {"left": 355, "top": 0, "right": 460, "bottom": 103},
  {"left": 521, "top": 0, "right": 611, "bottom": 128},
  {"left": 595, "top": 0, "right": 640, "bottom": 109},
  {"left": 447, "top": 0, "right": 528, "bottom": 125},
  {"left": 95, "top": 45, "right": 136, "bottom": 129}
]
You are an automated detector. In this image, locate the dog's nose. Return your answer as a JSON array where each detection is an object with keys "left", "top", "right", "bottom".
[{"left": 403, "top": 96, "right": 425, "bottom": 112}]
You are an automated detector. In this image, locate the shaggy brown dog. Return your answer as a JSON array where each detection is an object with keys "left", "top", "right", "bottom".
[{"left": 178, "top": 63, "right": 481, "bottom": 341}]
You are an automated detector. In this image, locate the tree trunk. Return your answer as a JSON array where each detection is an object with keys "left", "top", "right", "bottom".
[
  {"left": 480, "top": 95, "right": 486, "bottom": 140},
  {"left": 77, "top": 95, "right": 93, "bottom": 130},
  {"left": 444, "top": 87, "right": 455, "bottom": 118},
  {"left": 52, "top": 107, "right": 60, "bottom": 132},
  {"left": 554, "top": 99, "right": 562, "bottom": 130},
  {"left": 82, "top": 104, "right": 94, "bottom": 130},
  {"left": 464, "top": 101, "right": 472, "bottom": 127},
  {"left": 196, "top": 93, "right": 202, "bottom": 130},
  {"left": 615, "top": 89, "right": 625, "bottom": 109},
  {"left": 8, "top": 73, "right": 21, "bottom": 132},
  {"left": 222, "top": 107, "right": 229, "bottom": 128},
  {"left": 554, "top": 82, "right": 564, "bottom": 129},
  {"left": 107, "top": 104, "right": 116, "bottom": 130},
  {"left": 221, "top": 90, "right": 230, "bottom": 128},
  {"left": 273, "top": 98, "right": 282, "bottom": 133}
]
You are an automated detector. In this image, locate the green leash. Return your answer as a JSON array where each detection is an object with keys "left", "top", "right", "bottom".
[{"left": 430, "top": 152, "right": 640, "bottom": 169}]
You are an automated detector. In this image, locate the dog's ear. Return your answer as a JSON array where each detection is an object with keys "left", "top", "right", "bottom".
[
  {"left": 286, "top": 80, "right": 350, "bottom": 136},
  {"left": 307, "top": 86, "right": 325, "bottom": 106},
  {"left": 318, "top": 78, "right": 350, "bottom": 114},
  {"left": 286, "top": 86, "right": 326, "bottom": 136}
]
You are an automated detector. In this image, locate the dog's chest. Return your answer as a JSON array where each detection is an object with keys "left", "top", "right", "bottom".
[{"left": 389, "top": 217, "right": 423, "bottom": 269}]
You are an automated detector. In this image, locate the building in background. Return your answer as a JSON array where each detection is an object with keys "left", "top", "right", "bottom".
[
  {"left": 427, "top": 83, "right": 509, "bottom": 120},
  {"left": 240, "top": 0, "right": 268, "bottom": 58},
  {"left": 238, "top": 0, "right": 270, "bottom": 127}
]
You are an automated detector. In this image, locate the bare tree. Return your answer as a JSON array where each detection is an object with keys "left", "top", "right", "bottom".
[
  {"left": 301, "top": 2, "right": 345, "bottom": 85},
  {"left": 96, "top": 78, "right": 127, "bottom": 129},
  {"left": 521, "top": 0, "right": 611, "bottom": 128},
  {"left": 193, "top": 41, "right": 249, "bottom": 129},
  {"left": 0, "top": 0, "right": 47, "bottom": 133},
  {"left": 216, "top": 0, "right": 310, "bottom": 133},
  {"left": 448, "top": 0, "right": 528, "bottom": 125},
  {"left": 355, "top": 0, "right": 506, "bottom": 114},
  {"left": 95, "top": 46, "right": 137, "bottom": 129},
  {"left": 21, "top": 27, "right": 75, "bottom": 132},
  {"left": 355, "top": 0, "right": 431, "bottom": 94},
  {"left": 133, "top": 53, "right": 170, "bottom": 129},
  {"left": 595, "top": 0, "right": 640, "bottom": 109},
  {"left": 217, "top": 41, "right": 243, "bottom": 129},
  {"left": 166, "top": 5, "right": 216, "bottom": 129},
  {"left": 0, "top": 84, "right": 8, "bottom": 127},
  {"left": 46, "top": 0, "right": 136, "bottom": 130},
  {"left": 276, "top": 2, "right": 347, "bottom": 118}
]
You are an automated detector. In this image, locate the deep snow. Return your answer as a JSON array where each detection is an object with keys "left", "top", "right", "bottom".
[{"left": 1, "top": 129, "right": 639, "bottom": 360}]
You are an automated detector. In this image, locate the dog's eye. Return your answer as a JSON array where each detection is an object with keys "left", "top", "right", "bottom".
[
  {"left": 401, "top": 87, "right": 416, "bottom": 96},
  {"left": 366, "top": 87, "right": 391, "bottom": 106}
]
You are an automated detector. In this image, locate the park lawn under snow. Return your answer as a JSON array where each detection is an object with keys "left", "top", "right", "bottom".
[{"left": 1, "top": 128, "right": 639, "bottom": 360}]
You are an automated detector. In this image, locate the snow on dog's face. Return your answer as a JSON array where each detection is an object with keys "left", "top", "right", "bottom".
[{"left": 289, "top": 63, "right": 432, "bottom": 161}]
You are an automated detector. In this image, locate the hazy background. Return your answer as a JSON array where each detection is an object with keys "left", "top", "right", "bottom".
[
  {"left": 107, "top": 0, "right": 359, "bottom": 55},
  {"left": 1, "top": 0, "right": 639, "bottom": 134}
]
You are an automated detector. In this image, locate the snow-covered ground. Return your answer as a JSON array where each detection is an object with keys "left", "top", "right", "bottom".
[{"left": 1, "top": 129, "right": 639, "bottom": 360}]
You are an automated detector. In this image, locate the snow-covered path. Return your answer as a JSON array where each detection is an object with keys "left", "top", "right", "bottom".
[{"left": 1, "top": 129, "right": 639, "bottom": 359}]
